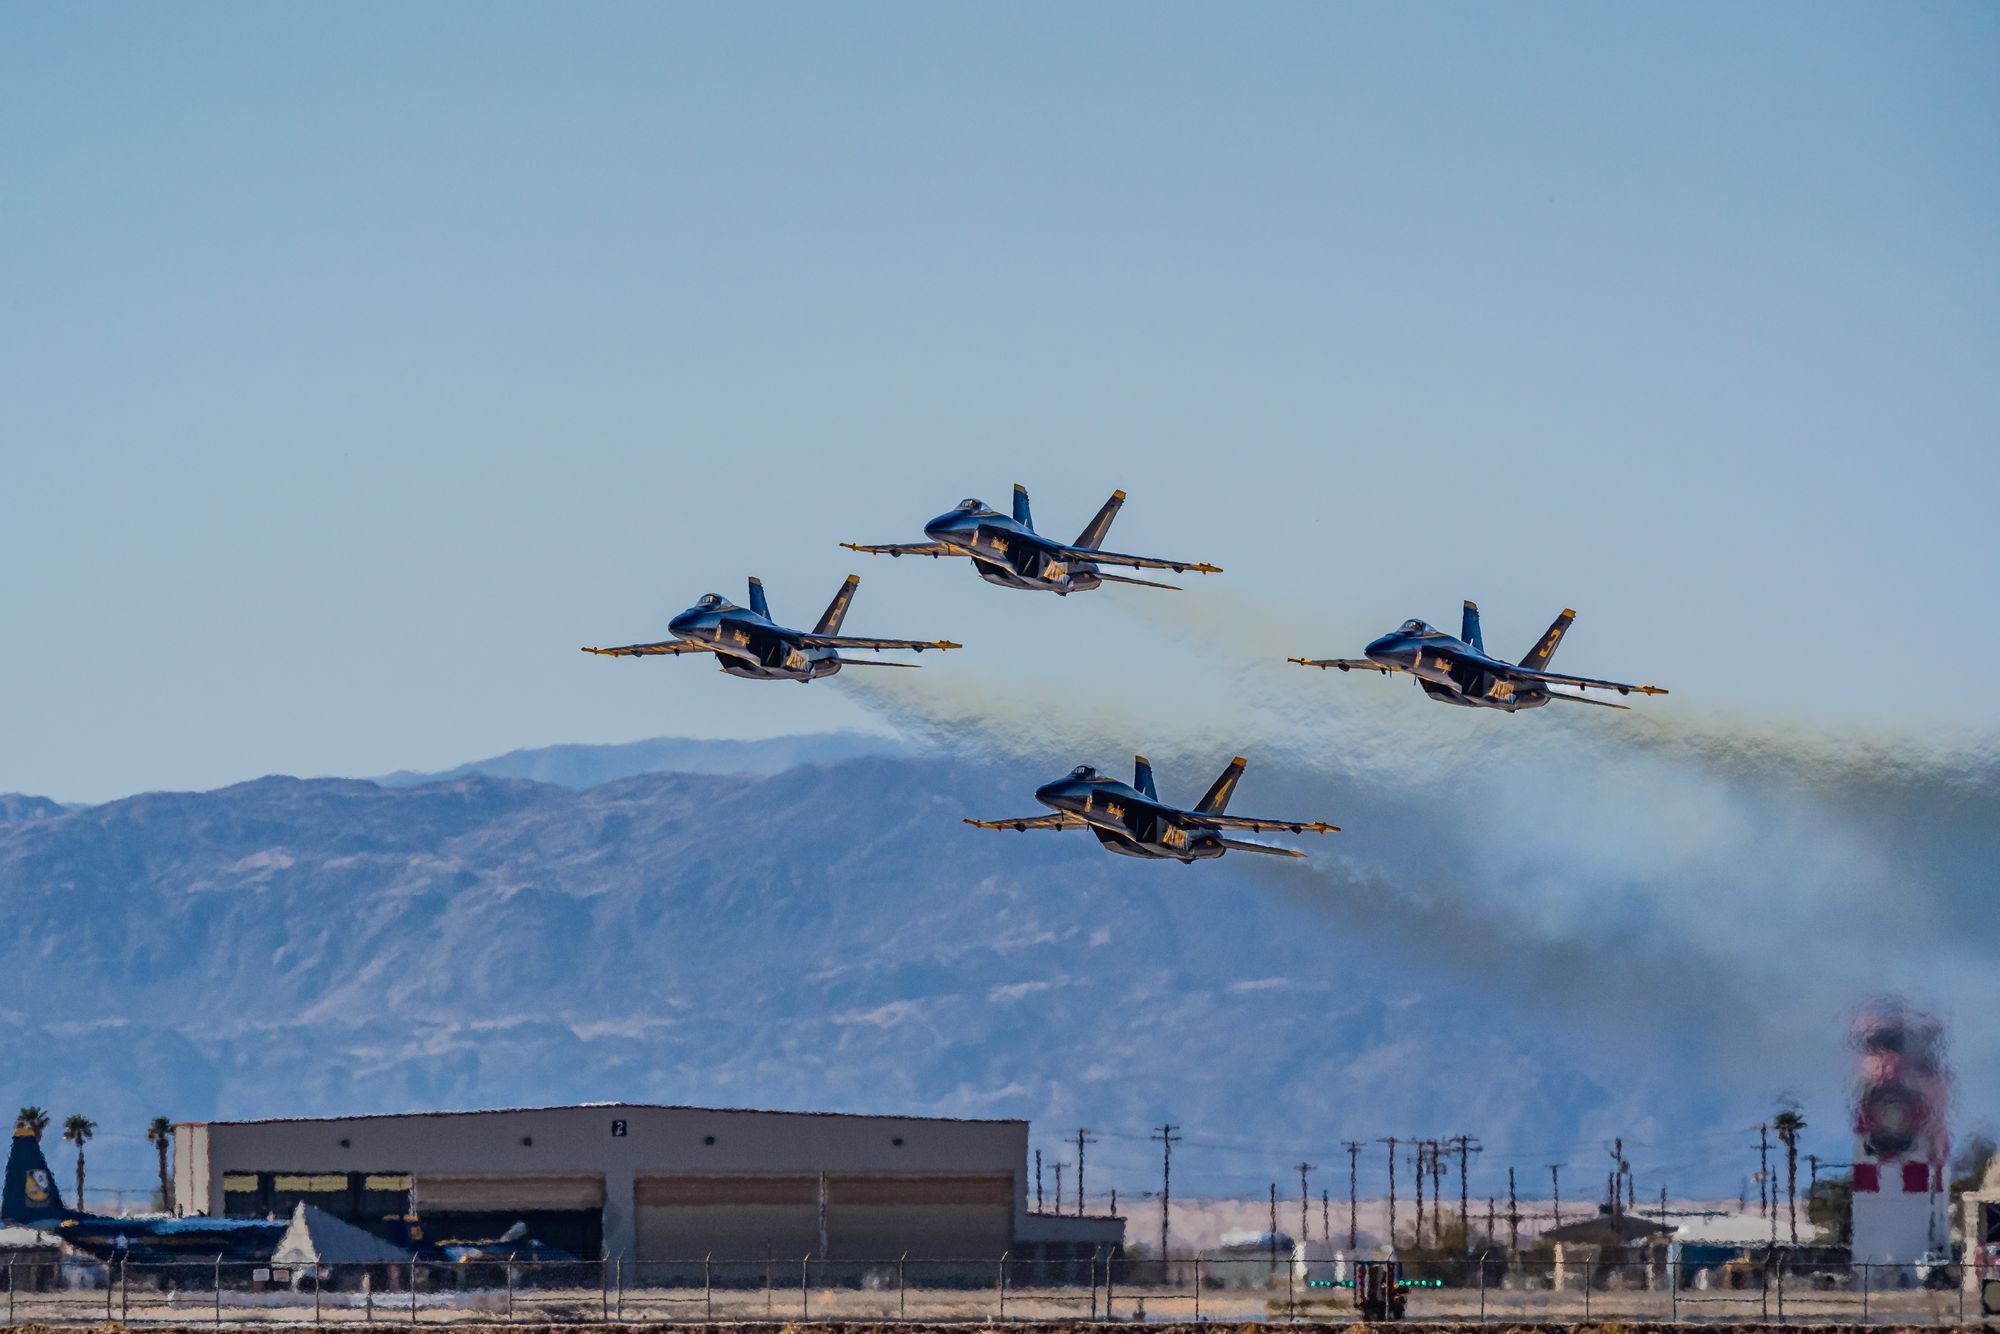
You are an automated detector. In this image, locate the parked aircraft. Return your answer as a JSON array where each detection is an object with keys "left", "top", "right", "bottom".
[{"left": 2, "top": 1124, "right": 284, "bottom": 1263}]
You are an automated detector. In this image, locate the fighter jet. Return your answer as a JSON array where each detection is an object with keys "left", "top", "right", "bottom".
[
  {"left": 1288, "top": 602, "right": 1667, "bottom": 711},
  {"left": 966, "top": 755, "right": 1338, "bottom": 862},
  {"left": 582, "top": 576, "right": 959, "bottom": 680},
  {"left": 841, "top": 484, "right": 1220, "bottom": 593}
]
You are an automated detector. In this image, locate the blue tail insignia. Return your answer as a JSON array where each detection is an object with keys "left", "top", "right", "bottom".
[{"left": 1461, "top": 600, "right": 1484, "bottom": 654}]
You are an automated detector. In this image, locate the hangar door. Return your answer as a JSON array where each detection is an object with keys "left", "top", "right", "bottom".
[
  {"left": 414, "top": 1173, "right": 606, "bottom": 1258},
  {"left": 633, "top": 1173, "right": 1012, "bottom": 1263}
]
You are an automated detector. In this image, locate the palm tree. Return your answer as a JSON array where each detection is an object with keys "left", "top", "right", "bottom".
[
  {"left": 15, "top": 1107, "right": 49, "bottom": 1140},
  {"left": 146, "top": 1117, "right": 174, "bottom": 1213},
  {"left": 1774, "top": 1107, "right": 1808, "bottom": 1245},
  {"left": 62, "top": 1115, "right": 96, "bottom": 1211}
]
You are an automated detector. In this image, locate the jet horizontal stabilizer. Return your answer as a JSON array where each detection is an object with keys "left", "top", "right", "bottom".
[
  {"left": 1214, "top": 837, "right": 1308, "bottom": 858},
  {"left": 1542, "top": 690, "right": 1630, "bottom": 709}
]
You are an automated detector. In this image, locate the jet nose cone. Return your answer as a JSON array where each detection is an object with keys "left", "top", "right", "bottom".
[
  {"left": 668, "top": 609, "right": 702, "bottom": 636},
  {"left": 1034, "top": 780, "right": 1072, "bottom": 807},
  {"left": 1365, "top": 633, "right": 1415, "bottom": 666},
  {"left": 924, "top": 510, "right": 971, "bottom": 540}
]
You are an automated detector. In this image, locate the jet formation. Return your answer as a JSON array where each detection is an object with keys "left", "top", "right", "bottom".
[
  {"left": 584, "top": 484, "right": 1674, "bottom": 863},
  {"left": 967, "top": 756, "right": 1337, "bottom": 863},
  {"left": 841, "top": 484, "right": 1221, "bottom": 593},
  {"left": 1288, "top": 601, "right": 1668, "bottom": 711},
  {"left": 583, "top": 575, "right": 959, "bottom": 681}
]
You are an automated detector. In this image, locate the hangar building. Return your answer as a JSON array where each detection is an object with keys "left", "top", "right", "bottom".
[{"left": 175, "top": 1103, "right": 1120, "bottom": 1266}]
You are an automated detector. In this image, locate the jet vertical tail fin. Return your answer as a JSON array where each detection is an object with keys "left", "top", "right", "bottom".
[
  {"left": 1521, "top": 609, "right": 1576, "bottom": 669},
  {"left": 1461, "top": 601, "right": 1484, "bottom": 653},
  {"left": 815, "top": 576, "right": 860, "bottom": 636},
  {"left": 1012, "top": 484, "right": 1034, "bottom": 531},
  {"left": 3, "top": 1128, "right": 66, "bottom": 1223},
  {"left": 747, "top": 577, "right": 771, "bottom": 620},
  {"left": 1133, "top": 755, "right": 1158, "bottom": 800},
  {"left": 1194, "top": 756, "right": 1246, "bottom": 815},
  {"left": 1073, "top": 490, "right": 1126, "bottom": 549}
]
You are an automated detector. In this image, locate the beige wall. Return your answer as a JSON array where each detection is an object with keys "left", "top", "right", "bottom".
[{"left": 178, "top": 1105, "right": 1031, "bottom": 1262}]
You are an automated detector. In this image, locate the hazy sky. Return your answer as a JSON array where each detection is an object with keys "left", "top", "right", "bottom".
[{"left": 4, "top": 3, "right": 1996, "bottom": 802}]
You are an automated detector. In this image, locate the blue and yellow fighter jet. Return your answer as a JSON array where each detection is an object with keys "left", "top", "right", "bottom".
[
  {"left": 4, "top": 1123, "right": 285, "bottom": 1262},
  {"left": 966, "top": 756, "right": 1338, "bottom": 862},
  {"left": 582, "top": 576, "right": 959, "bottom": 680},
  {"left": 1288, "top": 602, "right": 1668, "bottom": 711},
  {"left": 841, "top": 484, "right": 1221, "bottom": 593}
]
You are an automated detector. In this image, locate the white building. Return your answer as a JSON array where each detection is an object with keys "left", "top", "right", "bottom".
[{"left": 175, "top": 1102, "right": 1121, "bottom": 1268}]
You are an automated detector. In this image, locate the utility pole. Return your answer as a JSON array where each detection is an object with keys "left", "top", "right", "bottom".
[
  {"left": 1449, "top": 1135, "right": 1481, "bottom": 1249},
  {"left": 1608, "top": 1139, "right": 1628, "bottom": 1222},
  {"left": 1429, "top": 1141, "right": 1447, "bottom": 1245},
  {"left": 1151, "top": 1124, "right": 1181, "bottom": 1260},
  {"left": 1507, "top": 1168, "right": 1520, "bottom": 1252},
  {"left": 1485, "top": 1196, "right": 1496, "bottom": 1244},
  {"left": 1269, "top": 1183, "right": 1280, "bottom": 1268},
  {"left": 1547, "top": 1164, "right": 1563, "bottom": 1229},
  {"left": 1297, "top": 1162, "right": 1315, "bottom": 1244},
  {"left": 1076, "top": 1129, "right": 1095, "bottom": 1217},
  {"left": 1322, "top": 1189, "right": 1330, "bottom": 1248},
  {"left": 1036, "top": 1150, "right": 1044, "bottom": 1212},
  {"left": 1343, "top": 1142, "right": 1363, "bottom": 1250},
  {"left": 1054, "top": 1162, "right": 1065, "bottom": 1214},
  {"left": 1412, "top": 1143, "right": 1427, "bottom": 1248},
  {"left": 1379, "top": 1138, "right": 1399, "bottom": 1251}
]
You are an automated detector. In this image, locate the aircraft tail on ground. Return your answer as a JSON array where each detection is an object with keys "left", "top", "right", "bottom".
[
  {"left": 747, "top": 576, "right": 771, "bottom": 619},
  {"left": 1012, "top": 484, "right": 1034, "bottom": 531},
  {"left": 815, "top": 576, "right": 860, "bottom": 636},
  {"left": 3, "top": 1128, "right": 67, "bottom": 1223},
  {"left": 1461, "top": 600, "right": 1484, "bottom": 653},
  {"left": 1133, "top": 756, "right": 1158, "bottom": 800},
  {"left": 1194, "top": 756, "right": 1246, "bottom": 815},
  {"left": 1521, "top": 609, "right": 1575, "bottom": 669},
  {"left": 1073, "top": 490, "right": 1126, "bottom": 549}
]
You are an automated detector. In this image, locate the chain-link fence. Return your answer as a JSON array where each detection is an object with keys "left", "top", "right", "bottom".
[{"left": 0, "top": 1251, "right": 1992, "bottom": 1325}]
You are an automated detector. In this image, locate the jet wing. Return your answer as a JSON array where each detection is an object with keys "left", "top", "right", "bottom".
[
  {"left": 581, "top": 640, "right": 711, "bottom": 657},
  {"left": 1057, "top": 545, "right": 1221, "bottom": 575},
  {"left": 1511, "top": 668, "right": 1668, "bottom": 697},
  {"left": 1187, "top": 814, "right": 1340, "bottom": 835},
  {"left": 797, "top": 635, "right": 962, "bottom": 652},
  {"left": 1287, "top": 657, "right": 1407, "bottom": 675},
  {"left": 839, "top": 542, "right": 961, "bottom": 559},
  {"left": 963, "top": 813, "right": 1087, "bottom": 832}
]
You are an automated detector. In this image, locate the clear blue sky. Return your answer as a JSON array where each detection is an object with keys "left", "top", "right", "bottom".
[{"left": 3, "top": 2, "right": 1996, "bottom": 802}]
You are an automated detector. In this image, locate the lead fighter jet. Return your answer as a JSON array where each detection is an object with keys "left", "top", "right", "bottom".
[
  {"left": 583, "top": 575, "right": 959, "bottom": 681},
  {"left": 842, "top": 484, "right": 1220, "bottom": 593},
  {"left": 1288, "top": 602, "right": 1667, "bottom": 711},
  {"left": 967, "top": 756, "right": 1338, "bottom": 862}
]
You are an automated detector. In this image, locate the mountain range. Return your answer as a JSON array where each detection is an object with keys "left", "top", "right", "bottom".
[{"left": 0, "top": 727, "right": 1991, "bottom": 1208}]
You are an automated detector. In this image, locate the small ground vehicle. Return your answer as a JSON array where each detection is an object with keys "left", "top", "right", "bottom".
[{"left": 1354, "top": 1260, "right": 1407, "bottom": 1321}]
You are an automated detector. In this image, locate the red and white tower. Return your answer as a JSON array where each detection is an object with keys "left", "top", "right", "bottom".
[{"left": 1848, "top": 999, "right": 1950, "bottom": 1270}]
